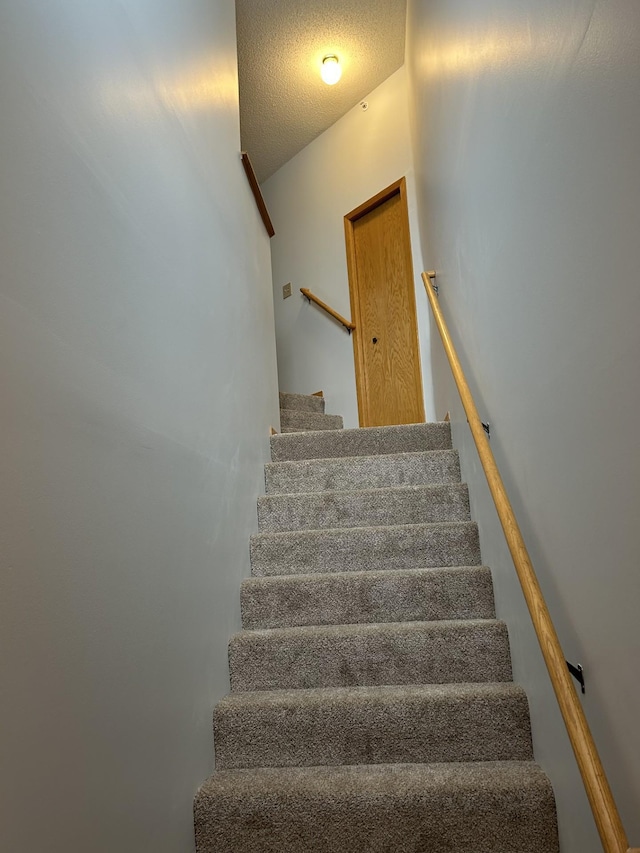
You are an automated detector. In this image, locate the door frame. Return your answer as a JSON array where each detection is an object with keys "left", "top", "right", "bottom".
[{"left": 344, "top": 176, "right": 424, "bottom": 426}]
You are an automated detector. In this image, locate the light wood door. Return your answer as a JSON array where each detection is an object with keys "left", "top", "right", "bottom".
[{"left": 345, "top": 178, "right": 424, "bottom": 427}]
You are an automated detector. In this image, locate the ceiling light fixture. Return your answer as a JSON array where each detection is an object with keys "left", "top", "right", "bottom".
[{"left": 321, "top": 55, "right": 341, "bottom": 85}]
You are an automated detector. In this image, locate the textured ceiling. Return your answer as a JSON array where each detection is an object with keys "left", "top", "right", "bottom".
[{"left": 236, "top": 0, "right": 407, "bottom": 183}]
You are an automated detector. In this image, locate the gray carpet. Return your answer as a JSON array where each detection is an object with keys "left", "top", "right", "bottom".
[
  {"left": 214, "top": 683, "right": 533, "bottom": 769},
  {"left": 270, "top": 421, "right": 453, "bottom": 461},
  {"left": 264, "top": 448, "right": 461, "bottom": 493},
  {"left": 280, "top": 409, "right": 344, "bottom": 433},
  {"left": 240, "top": 565, "right": 496, "bottom": 629},
  {"left": 229, "top": 618, "right": 513, "bottom": 691},
  {"left": 194, "top": 393, "right": 559, "bottom": 852},
  {"left": 257, "top": 482, "right": 471, "bottom": 532},
  {"left": 279, "top": 391, "right": 325, "bottom": 413},
  {"left": 250, "top": 520, "right": 481, "bottom": 575},
  {"left": 195, "top": 762, "right": 557, "bottom": 853}
]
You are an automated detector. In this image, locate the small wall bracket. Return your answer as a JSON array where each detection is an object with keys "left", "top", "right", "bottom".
[
  {"left": 566, "top": 660, "right": 585, "bottom": 694},
  {"left": 426, "top": 270, "right": 438, "bottom": 295},
  {"left": 468, "top": 418, "right": 491, "bottom": 439}
]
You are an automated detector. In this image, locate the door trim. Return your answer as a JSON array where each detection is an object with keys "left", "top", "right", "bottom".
[{"left": 344, "top": 177, "right": 424, "bottom": 426}]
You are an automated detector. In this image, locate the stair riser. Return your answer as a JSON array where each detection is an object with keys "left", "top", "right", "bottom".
[
  {"left": 250, "top": 522, "right": 481, "bottom": 576},
  {"left": 241, "top": 567, "right": 496, "bottom": 629},
  {"left": 265, "top": 450, "right": 461, "bottom": 494},
  {"left": 280, "top": 411, "right": 343, "bottom": 433},
  {"left": 279, "top": 392, "right": 325, "bottom": 414},
  {"left": 194, "top": 763, "right": 559, "bottom": 853},
  {"left": 271, "top": 422, "right": 452, "bottom": 461},
  {"left": 229, "top": 621, "right": 512, "bottom": 691},
  {"left": 257, "top": 484, "right": 470, "bottom": 533},
  {"left": 214, "top": 686, "right": 533, "bottom": 769}
]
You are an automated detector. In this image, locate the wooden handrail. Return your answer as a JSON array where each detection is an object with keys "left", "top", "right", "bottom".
[
  {"left": 300, "top": 288, "right": 356, "bottom": 333},
  {"left": 240, "top": 152, "right": 275, "bottom": 238},
  {"left": 421, "top": 271, "right": 636, "bottom": 853}
]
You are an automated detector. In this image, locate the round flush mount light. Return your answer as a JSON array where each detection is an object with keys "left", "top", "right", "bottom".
[{"left": 321, "top": 55, "right": 341, "bottom": 85}]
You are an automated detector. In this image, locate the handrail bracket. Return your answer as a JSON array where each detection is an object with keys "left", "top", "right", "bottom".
[
  {"left": 567, "top": 660, "right": 586, "bottom": 694},
  {"left": 466, "top": 418, "right": 491, "bottom": 439}
]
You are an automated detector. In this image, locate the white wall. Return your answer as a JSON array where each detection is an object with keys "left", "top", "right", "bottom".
[
  {"left": 262, "top": 67, "right": 436, "bottom": 428},
  {"left": 406, "top": 1, "right": 640, "bottom": 850},
  {"left": 0, "top": 2, "right": 279, "bottom": 851}
]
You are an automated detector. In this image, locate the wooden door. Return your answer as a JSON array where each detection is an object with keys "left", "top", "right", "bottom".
[{"left": 344, "top": 178, "right": 425, "bottom": 427}]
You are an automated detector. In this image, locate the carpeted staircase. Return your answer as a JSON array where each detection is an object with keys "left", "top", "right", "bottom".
[{"left": 194, "top": 393, "right": 559, "bottom": 852}]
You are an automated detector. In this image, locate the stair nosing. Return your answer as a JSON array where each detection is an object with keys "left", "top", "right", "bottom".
[
  {"left": 242, "top": 564, "right": 492, "bottom": 585},
  {"left": 198, "top": 758, "right": 549, "bottom": 787},
  {"left": 258, "top": 482, "right": 469, "bottom": 501},
  {"left": 230, "top": 616, "right": 506, "bottom": 641},
  {"left": 271, "top": 421, "right": 450, "bottom": 438},
  {"left": 216, "top": 680, "right": 524, "bottom": 705},
  {"left": 265, "top": 448, "right": 460, "bottom": 466},
  {"left": 251, "top": 518, "right": 478, "bottom": 542}
]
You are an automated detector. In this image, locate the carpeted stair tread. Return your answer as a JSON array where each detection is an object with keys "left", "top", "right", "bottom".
[
  {"left": 264, "top": 448, "right": 461, "bottom": 494},
  {"left": 257, "top": 483, "right": 471, "bottom": 532},
  {"left": 214, "top": 682, "right": 533, "bottom": 769},
  {"left": 280, "top": 409, "right": 343, "bottom": 433},
  {"left": 241, "top": 566, "right": 496, "bottom": 629},
  {"left": 279, "top": 391, "right": 325, "bottom": 413},
  {"left": 229, "top": 618, "right": 512, "bottom": 691},
  {"left": 250, "top": 520, "right": 481, "bottom": 576},
  {"left": 270, "top": 421, "right": 452, "bottom": 461},
  {"left": 194, "top": 760, "right": 559, "bottom": 853}
]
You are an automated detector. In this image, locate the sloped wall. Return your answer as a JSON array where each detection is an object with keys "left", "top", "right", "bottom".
[
  {"left": 0, "top": 2, "right": 278, "bottom": 851},
  {"left": 406, "top": 1, "right": 640, "bottom": 850},
  {"left": 262, "top": 67, "right": 436, "bottom": 427}
]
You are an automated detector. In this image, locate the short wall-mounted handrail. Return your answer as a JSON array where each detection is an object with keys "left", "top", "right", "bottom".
[
  {"left": 300, "top": 287, "right": 356, "bottom": 333},
  {"left": 240, "top": 152, "right": 275, "bottom": 238},
  {"left": 421, "top": 270, "right": 636, "bottom": 853}
]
